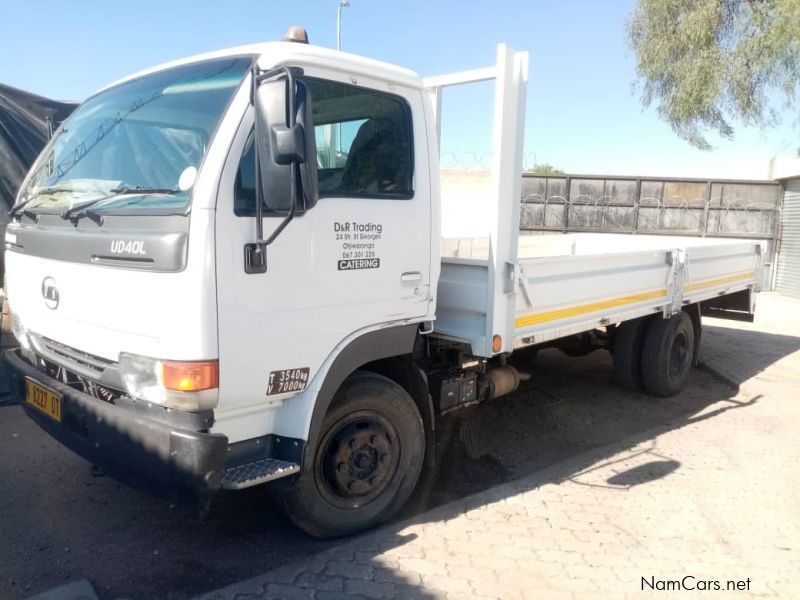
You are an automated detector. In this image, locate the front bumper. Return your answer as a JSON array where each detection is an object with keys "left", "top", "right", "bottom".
[{"left": 4, "top": 349, "right": 228, "bottom": 502}]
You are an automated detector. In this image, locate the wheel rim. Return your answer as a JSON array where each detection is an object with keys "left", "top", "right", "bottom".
[
  {"left": 315, "top": 410, "right": 400, "bottom": 509},
  {"left": 669, "top": 331, "right": 690, "bottom": 378}
]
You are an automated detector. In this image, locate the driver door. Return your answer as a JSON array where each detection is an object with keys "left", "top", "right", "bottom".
[{"left": 213, "top": 70, "right": 432, "bottom": 441}]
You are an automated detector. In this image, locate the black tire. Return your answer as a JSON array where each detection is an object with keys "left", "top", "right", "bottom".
[
  {"left": 640, "top": 312, "right": 695, "bottom": 397},
  {"left": 276, "top": 371, "right": 425, "bottom": 538},
  {"left": 612, "top": 316, "right": 653, "bottom": 390}
]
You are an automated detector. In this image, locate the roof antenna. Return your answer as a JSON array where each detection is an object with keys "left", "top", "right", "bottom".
[{"left": 284, "top": 26, "right": 309, "bottom": 44}]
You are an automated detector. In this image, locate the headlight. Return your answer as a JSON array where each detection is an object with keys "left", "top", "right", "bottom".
[
  {"left": 118, "top": 353, "right": 219, "bottom": 411},
  {"left": 10, "top": 311, "right": 30, "bottom": 351},
  {"left": 9, "top": 311, "right": 36, "bottom": 362}
]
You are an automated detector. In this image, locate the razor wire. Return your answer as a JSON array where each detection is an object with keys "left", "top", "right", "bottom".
[{"left": 519, "top": 193, "right": 779, "bottom": 238}]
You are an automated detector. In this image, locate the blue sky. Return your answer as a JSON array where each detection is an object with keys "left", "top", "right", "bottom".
[{"left": 2, "top": 0, "right": 796, "bottom": 179}]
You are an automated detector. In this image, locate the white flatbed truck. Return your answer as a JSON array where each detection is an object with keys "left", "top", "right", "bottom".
[{"left": 5, "top": 30, "right": 763, "bottom": 537}]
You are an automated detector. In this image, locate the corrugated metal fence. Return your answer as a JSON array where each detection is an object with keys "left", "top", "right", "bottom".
[{"left": 520, "top": 173, "right": 782, "bottom": 286}]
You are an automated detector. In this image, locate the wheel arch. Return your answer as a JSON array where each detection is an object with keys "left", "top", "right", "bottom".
[
  {"left": 361, "top": 355, "right": 436, "bottom": 468},
  {"left": 306, "top": 325, "right": 433, "bottom": 468}
]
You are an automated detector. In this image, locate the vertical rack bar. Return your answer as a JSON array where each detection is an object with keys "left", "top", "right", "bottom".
[
  {"left": 423, "top": 52, "right": 527, "bottom": 357},
  {"left": 486, "top": 45, "right": 529, "bottom": 355},
  {"left": 632, "top": 177, "right": 642, "bottom": 234}
]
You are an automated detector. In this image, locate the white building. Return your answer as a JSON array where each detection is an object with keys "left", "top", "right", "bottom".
[{"left": 771, "top": 157, "right": 800, "bottom": 299}]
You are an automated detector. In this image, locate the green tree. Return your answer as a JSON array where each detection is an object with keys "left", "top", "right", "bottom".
[
  {"left": 527, "top": 164, "right": 565, "bottom": 175},
  {"left": 628, "top": 0, "right": 800, "bottom": 149}
]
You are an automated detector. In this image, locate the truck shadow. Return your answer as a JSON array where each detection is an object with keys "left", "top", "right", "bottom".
[
  {"left": 0, "top": 326, "right": 792, "bottom": 599},
  {"left": 405, "top": 346, "right": 761, "bottom": 514}
]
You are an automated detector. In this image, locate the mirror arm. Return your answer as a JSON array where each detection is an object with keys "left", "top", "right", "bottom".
[
  {"left": 263, "top": 163, "right": 297, "bottom": 246},
  {"left": 250, "top": 65, "right": 266, "bottom": 248}
]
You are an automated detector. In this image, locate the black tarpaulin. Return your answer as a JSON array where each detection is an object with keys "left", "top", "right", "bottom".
[
  {"left": 0, "top": 83, "right": 77, "bottom": 211},
  {"left": 0, "top": 83, "right": 77, "bottom": 276}
]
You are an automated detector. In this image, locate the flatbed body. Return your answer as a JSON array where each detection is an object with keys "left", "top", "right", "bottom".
[{"left": 437, "top": 233, "right": 763, "bottom": 355}]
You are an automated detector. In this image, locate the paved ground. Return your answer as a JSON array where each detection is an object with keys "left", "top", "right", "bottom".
[
  {"left": 200, "top": 293, "right": 800, "bottom": 600},
  {"left": 2, "top": 294, "right": 798, "bottom": 599}
]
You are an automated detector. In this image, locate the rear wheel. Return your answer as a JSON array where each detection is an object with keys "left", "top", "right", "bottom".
[
  {"left": 612, "top": 316, "right": 653, "bottom": 390},
  {"left": 640, "top": 312, "right": 695, "bottom": 397},
  {"left": 276, "top": 371, "right": 425, "bottom": 538}
]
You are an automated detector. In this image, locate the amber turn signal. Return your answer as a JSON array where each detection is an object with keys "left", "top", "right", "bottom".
[
  {"left": 162, "top": 360, "right": 219, "bottom": 392},
  {"left": 492, "top": 335, "right": 502, "bottom": 353}
]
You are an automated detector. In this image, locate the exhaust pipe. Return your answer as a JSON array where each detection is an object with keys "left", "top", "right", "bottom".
[{"left": 481, "top": 365, "right": 521, "bottom": 401}]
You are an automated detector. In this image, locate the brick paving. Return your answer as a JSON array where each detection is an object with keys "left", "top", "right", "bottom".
[{"left": 200, "top": 294, "right": 800, "bottom": 600}]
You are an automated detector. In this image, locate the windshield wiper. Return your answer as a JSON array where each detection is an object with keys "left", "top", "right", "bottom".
[
  {"left": 61, "top": 185, "right": 181, "bottom": 224},
  {"left": 109, "top": 185, "right": 181, "bottom": 196},
  {"left": 61, "top": 196, "right": 111, "bottom": 224},
  {"left": 9, "top": 187, "right": 74, "bottom": 219},
  {"left": 9, "top": 201, "right": 35, "bottom": 220}
]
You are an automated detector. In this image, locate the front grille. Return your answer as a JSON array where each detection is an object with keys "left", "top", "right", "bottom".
[
  {"left": 36, "top": 335, "right": 113, "bottom": 375},
  {"left": 28, "top": 335, "right": 123, "bottom": 404},
  {"left": 37, "top": 355, "right": 123, "bottom": 404}
]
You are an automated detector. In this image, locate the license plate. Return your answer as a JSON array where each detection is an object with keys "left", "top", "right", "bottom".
[{"left": 25, "top": 378, "right": 62, "bottom": 422}]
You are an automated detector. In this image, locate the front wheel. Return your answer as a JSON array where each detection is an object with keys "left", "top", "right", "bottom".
[{"left": 275, "top": 371, "right": 425, "bottom": 538}]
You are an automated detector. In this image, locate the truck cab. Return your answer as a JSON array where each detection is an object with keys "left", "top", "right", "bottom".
[{"left": 7, "top": 38, "right": 440, "bottom": 536}]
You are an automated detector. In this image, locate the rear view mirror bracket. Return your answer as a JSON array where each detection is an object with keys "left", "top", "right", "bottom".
[{"left": 245, "top": 65, "right": 317, "bottom": 274}]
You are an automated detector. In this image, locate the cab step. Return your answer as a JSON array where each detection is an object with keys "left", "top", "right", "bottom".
[{"left": 221, "top": 458, "right": 300, "bottom": 490}]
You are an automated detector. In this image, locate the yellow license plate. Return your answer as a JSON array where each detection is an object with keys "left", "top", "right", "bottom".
[{"left": 25, "top": 379, "right": 62, "bottom": 422}]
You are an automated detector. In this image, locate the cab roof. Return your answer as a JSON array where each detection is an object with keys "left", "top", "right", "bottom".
[{"left": 97, "top": 41, "right": 423, "bottom": 95}]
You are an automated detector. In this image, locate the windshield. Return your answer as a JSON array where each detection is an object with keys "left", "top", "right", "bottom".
[{"left": 17, "top": 56, "right": 252, "bottom": 215}]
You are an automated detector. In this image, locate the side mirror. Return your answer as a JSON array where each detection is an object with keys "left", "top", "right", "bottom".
[{"left": 254, "top": 77, "right": 318, "bottom": 213}]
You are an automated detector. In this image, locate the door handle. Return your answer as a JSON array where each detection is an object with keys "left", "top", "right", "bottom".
[{"left": 401, "top": 271, "right": 422, "bottom": 282}]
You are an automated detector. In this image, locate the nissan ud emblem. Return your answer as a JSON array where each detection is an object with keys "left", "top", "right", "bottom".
[{"left": 41, "top": 277, "right": 59, "bottom": 309}]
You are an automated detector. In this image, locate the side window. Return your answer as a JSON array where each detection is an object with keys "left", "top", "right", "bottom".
[
  {"left": 233, "top": 132, "right": 257, "bottom": 216},
  {"left": 234, "top": 79, "right": 414, "bottom": 216},
  {"left": 234, "top": 131, "right": 278, "bottom": 217},
  {"left": 308, "top": 78, "right": 413, "bottom": 199}
]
